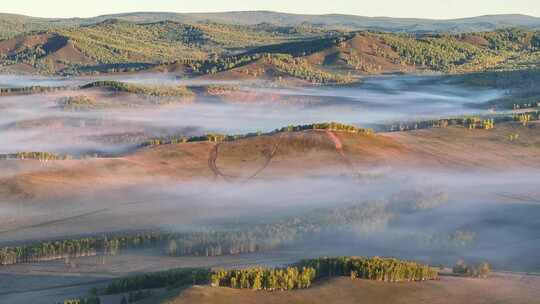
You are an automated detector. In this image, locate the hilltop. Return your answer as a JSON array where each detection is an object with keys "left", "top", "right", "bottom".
[
  {"left": 2, "top": 120, "right": 540, "bottom": 203},
  {"left": 1, "top": 11, "right": 540, "bottom": 40}
]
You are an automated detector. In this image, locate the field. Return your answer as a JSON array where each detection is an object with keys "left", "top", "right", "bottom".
[{"left": 166, "top": 274, "right": 540, "bottom": 304}]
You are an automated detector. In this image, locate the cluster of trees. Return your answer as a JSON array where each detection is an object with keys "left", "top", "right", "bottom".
[
  {"left": 205, "top": 84, "right": 241, "bottom": 96},
  {"left": 453, "top": 260, "right": 491, "bottom": 278},
  {"left": 105, "top": 267, "right": 211, "bottom": 294},
  {"left": 3, "top": 20, "right": 301, "bottom": 74},
  {"left": 344, "top": 48, "right": 384, "bottom": 73},
  {"left": 4, "top": 21, "right": 540, "bottom": 76},
  {"left": 465, "top": 117, "right": 495, "bottom": 130},
  {"left": 141, "top": 133, "right": 244, "bottom": 147},
  {"left": 480, "top": 28, "right": 535, "bottom": 51},
  {"left": 141, "top": 122, "right": 373, "bottom": 150},
  {"left": 63, "top": 63, "right": 156, "bottom": 76},
  {"left": 247, "top": 34, "right": 354, "bottom": 58},
  {"left": 455, "top": 69, "right": 540, "bottom": 89},
  {"left": 57, "top": 296, "right": 100, "bottom": 304},
  {"left": 515, "top": 113, "right": 535, "bottom": 126},
  {"left": 188, "top": 54, "right": 262, "bottom": 74},
  {"left": 512, "top": 102, "right": 540, "bottom": 110},
  {"left": 167, "top": 200, "right": 393, "bottom": 258},
  {"left": 59, "top": 95, "right": 101, "bottom": 111},
  {"left": 211, "top": 266, "right": 317, "bottom": 290},
  {"left": 276, "top": 122, "right": 373, "bottom": 135},
  {"left": 0, "top": 231, "right": 163, "bottom": 265},
  {"left": 382, "top": 114, "right": 530, "bottom": 132},
  {"left": 508, "top": 132, "right": 520, "bottom": 141},
  {"left": 0, "top": 152, "right": 66, "bottom": 161},
  {"left": 166, "top": 229, "right": 292, "bottom": 257},
  {"left": 374, "top": 29, "right": 540, "bottom": 72},
  {"left": 80, "top": 81, "right": 193, "bottom": 98},
  {"left": 297, "top": 256, "right": 439, "bottom": 282},
  {"left": 103, "top": 256, "right": 437, "bottom": 297},
  {"left": 263, "top": 54, "right": 352, "bottom": 84},
  {"left": 0, "top": 85, "right": 69, "bottom": 96},
  {"left": 379, "top": 33, "right": 494, "bottom": 72},
  {"left": 210, "top": 256, "right": 438, "bottom": 291}
]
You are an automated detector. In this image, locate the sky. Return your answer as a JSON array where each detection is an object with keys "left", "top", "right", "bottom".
[{"left": 1, "top": 0, "right": 539, "bottom": 19}]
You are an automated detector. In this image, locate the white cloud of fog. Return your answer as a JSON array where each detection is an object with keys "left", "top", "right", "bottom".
[{"left": 0, "top": 74, "right": 504, "bottom": 155}]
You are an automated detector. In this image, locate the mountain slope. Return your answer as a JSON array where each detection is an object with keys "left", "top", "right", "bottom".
[
  {"left": 87, "top": 11, "right": 540, "bottom": 32},
  {"left": 0, "top": 20, "right": 539, "bottom": 77},
  {"left": 1, "top": 11, "right": 540, "bottom": 40}
]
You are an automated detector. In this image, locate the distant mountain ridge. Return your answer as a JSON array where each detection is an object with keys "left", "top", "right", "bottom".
[{"left": 1, "top": 11, "right": 540, "bottom": 39}]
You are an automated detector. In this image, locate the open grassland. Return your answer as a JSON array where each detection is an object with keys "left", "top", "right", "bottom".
[
  {"left": 2, "top": 121, "right": 540, "bottom": 203},
  {"left": 163, "top": 274, "right": 540, "bottom": 304}
]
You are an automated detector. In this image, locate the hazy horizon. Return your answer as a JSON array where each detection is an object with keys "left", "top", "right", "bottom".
[{"left": 1, "top": 0, "right": 539, "bottom": 20}]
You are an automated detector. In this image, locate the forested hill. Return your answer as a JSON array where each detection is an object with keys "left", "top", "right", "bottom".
[
  {"left": 104, "top": 12, "right": 540, "bottom": 33},
  {"left": 1, "top": 11, "right": 540, "bottom": 40},
  {"left": 1, "top": 18, "right": 540, "bottom": 79}
]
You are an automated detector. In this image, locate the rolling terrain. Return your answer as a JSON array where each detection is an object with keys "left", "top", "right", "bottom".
[
  {"left": 1, "top": 16, "right": 540, "bottom": 78},
  {"left": 2, "top": 11, "right": 540, "bottom": 41},
  {"left": 1, "top": 9, "right": 540, "bottom": 304},
  {"left": 164, "top": 275, "right": 540, "bottom": 304}
]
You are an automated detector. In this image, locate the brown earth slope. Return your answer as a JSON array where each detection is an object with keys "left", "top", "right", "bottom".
[
  {"left": 164, "top": 274, "right": 540, "bottom": 304},
  {"left": 305, "top": 33, "right": 415, "bottom": 74},
  {"left": 1, "top": 122, "right": 540, "bottom": 202}
]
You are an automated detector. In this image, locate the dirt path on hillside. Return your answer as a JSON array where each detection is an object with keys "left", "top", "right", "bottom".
[
  {"left": 208, "top": 134, "right": 284, "bottom": 183},
  {"left": 325, "top": 130, "right": 356, "bottom": 174},
  {"left": 208, "top": 143, "right": 236, "bottom": 181},
  {"left": 243, "top": 133, "right": 284, "bottom": 182}
]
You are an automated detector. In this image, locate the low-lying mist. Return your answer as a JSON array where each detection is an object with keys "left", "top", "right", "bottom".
[
  {"left": 1, "top": 168, "right": 539, "bottom": 272},
  {"left": 0, "top": 74, "right": 503, "bottom": 156}
]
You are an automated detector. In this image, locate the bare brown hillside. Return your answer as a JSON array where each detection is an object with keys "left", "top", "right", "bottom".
[{"left": 1, "top": 123, "right": 540, "bottom": 202}]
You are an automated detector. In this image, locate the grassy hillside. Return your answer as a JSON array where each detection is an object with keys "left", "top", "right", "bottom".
[
  {"left": 1, "top": 20, "right": 540, "bottom": 79},
  {"left": 0, "top": 19, "right": 334, "bottom": 75},
  {"left": 162, "top": 275, "right": 540, "bottom": 304},
  {"left": 195, "top": 29, "right": 540, "bottom": 80},
  {"left": 1, "top": 11, "right": 540, "bottom": 40}
]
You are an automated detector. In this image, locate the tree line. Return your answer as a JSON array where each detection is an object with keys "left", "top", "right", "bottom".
[
  {"left": 57, "top": 297, "right": 100, "bottom": 304},
  {"left": 296, "top": 256, "right": 439, "bottom": 282},
  {"left": 80, "top": 81, "right": 193, "bottom": 98},
  {"left": 0, "top": 192, "right": 449, "bottom": 266},
  {"left": 211, "top": 266, "right": 317, "bottom": 290},
  {"left": 102, "top": 256, "right": 437, "bottom": 296},
  {"left": 381, "top": 112, "right": 540, "bottom": 132},
  {"left": 276, "top": 122, "right": 373, "bottom": 135},
  {"left": 453, "top": 260, "right": 491, "bottom": 278},
  {"left": 0, "top": 199, "right": 386, "bottom": 265},
  {"left": 142, "top": 122, "right": 373, "bottom": 149},
  {"left": 0, "top": 231, "right": 163, "bottom": 266},
  {"left": 262, "top": 54, "right": 353, "bottom": 84},
  {"left": 105, "top": 267, "right": 211, "bottom": 294},
  {"left": 0, "top": 152, "right": 66, "bottom": 161},
  {"left": 166, "top": 200, "right": 395, "bottom": 258},
  {"left": 0, "top": 85, "right": 70, "bottom": 96}
]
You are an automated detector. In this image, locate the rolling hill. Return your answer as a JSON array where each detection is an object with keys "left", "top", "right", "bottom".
[
  {"left": 1, "top": 14, "right": 540, "bottom": 79},
  {"left": 1, "top": 11, "right": 540, "bottom": 41}
]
